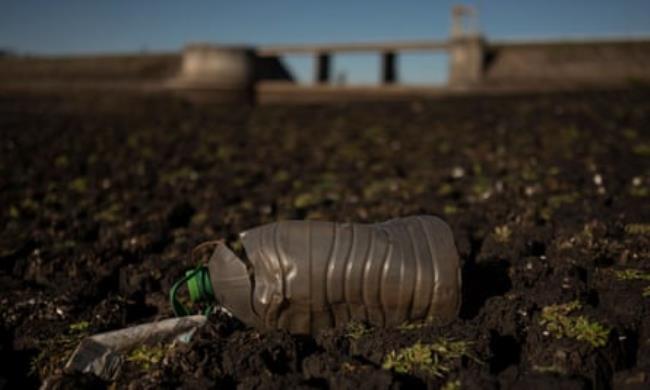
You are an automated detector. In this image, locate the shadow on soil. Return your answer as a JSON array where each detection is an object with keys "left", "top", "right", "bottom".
[{"left": 460, "top": 260, "right": 512, "bottom": 320}]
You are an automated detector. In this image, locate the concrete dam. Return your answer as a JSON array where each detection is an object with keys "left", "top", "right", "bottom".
[{"left": 1, "top": 7, "right": 649, "bottom": 103}]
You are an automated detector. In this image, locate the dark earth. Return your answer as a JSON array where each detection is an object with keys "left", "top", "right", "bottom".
[{"left": 1, "top": 88, "right": 649, "bottom": 389}]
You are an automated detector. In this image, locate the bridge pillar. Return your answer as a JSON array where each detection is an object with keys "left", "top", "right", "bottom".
[
  {"left": 449, "top": 36, "right": 485, "bottom": 87},
  {"left": 382, "top": 51, "right": 397, "bottom": 84},
  {"left": 315, "top": 52, "right": 331, "bottom": 84}
]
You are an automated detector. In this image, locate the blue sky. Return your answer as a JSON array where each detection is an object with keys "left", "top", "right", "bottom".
[{"left": 2, "top": 0, "right": 650, "bottom": 84}]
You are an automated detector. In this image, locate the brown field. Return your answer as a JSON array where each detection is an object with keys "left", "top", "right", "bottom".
[{"left": 1, "top": 88, "right": 649, "bottom": 389}]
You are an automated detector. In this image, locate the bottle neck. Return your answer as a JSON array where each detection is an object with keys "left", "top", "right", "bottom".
[
  {"left": 186, "top": 266, "right": 214, "bottom": 302},
  {"left": 170, "top": 266, "right": 215, "bottom": 316}
]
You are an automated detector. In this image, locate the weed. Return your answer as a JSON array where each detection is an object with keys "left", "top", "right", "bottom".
[
  {"left": 625, "top": 224, "right": 650, "bottom": 236},
  {"left": 382, "top": 339, "right": 479, "bottom": 378},
  {"left": 341, "top": 362, "right": 357, "bottom": 373},
  {"left": 437, "top": 183, "right": 454, "bottom": 196},
  {"left": 363, "top": 179, "right": 398, "bottom": 200},
  {"left": 493, "top": 225, "right": 512, "bottom": 243},
  {"left": 127, "top": 345, "right": 166, "bottom": 370},
  {"left": 443, "top": 204, "right": 458, "bottom": 215},
  {"left": 630, "top": 186, "right": 649, "bottom": 197},
  {"left": 441, "top": 379, "right": 461, "bottom": 390},
  {"left": 8, "top": 205, "right": 19, "bottom": 218},
  {"left": 547, "top": 192, "right": 580, "bottom": 209},
  {"left": 29, "top": 350, "right": 47, "bottom": 377},
  {"left": 293, "top": 192, "right": 320, "bottom": 208},
  {"left": 633, "top": 143, "right": 650, "bottom": 156},
  {"left": 397, "top": 321, "right": 429, "bottom": 331},
  {"left": 54, "top": 155, "right": 69, "bottom": 167},
  {"left": 623, "top": 129, "right": 638, "bottom": 140},
  {"left": 161, "top": 167, "right": 199, "bottom": 184},
  {"left": 539, "top": 301, "right": 610, "bottom": 348},
  {"left": 68, "top": 321, "right": 90, "bottom": 333},
  {"left": 19, "top": 198, "right": 38, "bottom": 212},
  {"left": 614, "top": 269, "right": 650, "bottom": 282},
  {"left": 397, "top": 315, "right": 443, "bottom": 330},
  {"left": 561, "top": 126, "right": 581, "bottom": 144},
  {"left": 471, "top": 177, "right": 492, "bottom": 199},
  {"left": 95, "top": 203, "right": 122, "bottom": 223},
  {"left": 532, "top": 364, "right": 566, "bottom": 375},
  {"left": 616, "top": 270, "right": 650, "bottom": 298},
  {"left": 68, "top": 177, "right": 88, "bottom": 193},
  {"left": 345, "top": 321, "right": 369, "bottom": 340}
]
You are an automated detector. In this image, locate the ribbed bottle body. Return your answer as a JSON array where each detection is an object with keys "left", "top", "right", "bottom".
[{"left": 236, "top": 215, "right": 461, "bottom": 334}]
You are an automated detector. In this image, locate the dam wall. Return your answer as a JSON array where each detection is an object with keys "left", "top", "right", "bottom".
[
  {"left": 0, "top": 53, "right": 180, "bottom": 86},
  {"left": 482, "top": 39, "right": 650, "bottom": 86},
  {"left": 1, "top": 37, "right": 649, "bottom": 101}
]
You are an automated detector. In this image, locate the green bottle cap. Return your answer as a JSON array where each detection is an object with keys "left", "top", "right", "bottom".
[{"left": 185, "top": 267, "right": 215, "bottom": 303}]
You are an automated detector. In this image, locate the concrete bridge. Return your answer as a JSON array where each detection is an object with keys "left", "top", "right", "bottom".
[
  {"left": 257, "top": 39, "right": 451, "bottom": 85},
  {"left": 172, "top": 6, "right": 484, "bottom": 96},
  {"left": 1, "top": 6, "right": 650, "bottom": 103}
]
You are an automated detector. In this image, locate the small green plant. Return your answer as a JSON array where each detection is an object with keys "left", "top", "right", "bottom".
[
  {"left": 382, "top": 339, "right": 478, "bottom": 378},
  {"left": 437, "top": 183, "right": 454, "bottom": 196},
  {"left": 441, "top": 379, "right": 461, "bottom": 390},
  {"left": 397, "top": 321, "right": 430, "bottom": 331},
  {"left": 443, "top": 204, "right": 458, "bottom": 215},
  {"left": 95, "top": 203, "right": 122, "bottom": 223},
  {"left": 625, "top": 224, "right": 650, "bottom": 236},
  {"left": 493, "top": 225, "right": 512, "bottom": 243},
  {"left": 68, "top": 177, "right": 88, "bottom": 192},
  {"left": 630, "top": 186, "right": 649, "bottom": 197},
  {"left": 547, "top": 192, "right": 580, "bottom": 209},
  {"left": 127, "top": 345, "right": 166, "bottom": 370},
  {"left": 532, "top": 363, "right": 566, "bottom": 375},
  {"left": 161, "top": 167, "right": 199, "bottom": 184},
  {"left": 29, "top": 350, "right": 47, "bottom": 377},
  {"left": 614, "top": 269, "right": 650, "bottom": 281},
  {"left": 614, "top": 269, "right": 650, "bottom": 298},
  {"left": 345, "top": 321, "right": 369, "bottom": 340},
  {"left": 340, "top": 362, "right": 358, "bottom": 373},
  {"left": 633, "top": 143, "right": 650, "bottom": 156},
  {"left": 8, "top": 205, "right": 20, "bottom": 218},
  {"left": 68, "top": 321, "right": 90, "bottom": 333},
  {"left": 471, "top": 177, "right": 492, "bottom": 198},
  {"left": 293, "top": 192, "right": 320, "bottom": 208},
  {"left": 539, "top": 301, "right": 610, "bottom": 348}
]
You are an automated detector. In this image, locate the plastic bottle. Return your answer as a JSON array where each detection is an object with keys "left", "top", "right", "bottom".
[{"left": 171, "top": 215, "right": 461, "bottom": 335}]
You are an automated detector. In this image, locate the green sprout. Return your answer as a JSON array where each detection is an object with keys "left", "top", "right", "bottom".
[
  {"left": 539, "top": 301, "right": 610, "bottom": 348},
  {"left": 345, "top": 321, "right": 370, "bottom": 340},
  {"left": 532, "top": 364, "right": 566, "bottom": 375},
  {"left": 397, "top": 321, "right": 430, "bottom": 331},
  {"left": 614, "top": 269, "right": 650, "bottom": 298},
  {"left": 382, "top": 339, "right": 479, "bottom": 378},
  {"left": 614, "top": 269, "right": 650, "bottom": 282},
  {"left": 68, "top": 177, "right": 88, "bottom": 193},
  {"left": 127, "top": 345, "right": 166, "bottom": 370},
  {"left": 633, "top": 143, "right": 650, "bottom": 156},
  {"left": 8, "top": 205, "right": 20, "bottom": 218},
  {"left": 548, "top": 192, "right": 580, "bottom": 208},
  {"left": 68, "top": 321, "right": 90, "bottom": 333},
  {"left": 443, "top": 204, "right": 458, "bottom": 215},
  {"left": 441, "top": 379, "right": 461, "bottom": 390},
  {"left": 624, "top": 224, "right": 650, "bottom": 236},
  {"left": 493, "top": 225, "right": 512, "bottom": 243},
  {"left": 293, "top": 192, "right": 320, "bottom": 208}
]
